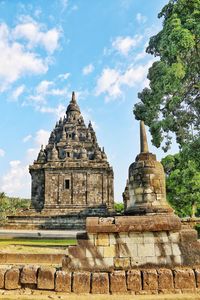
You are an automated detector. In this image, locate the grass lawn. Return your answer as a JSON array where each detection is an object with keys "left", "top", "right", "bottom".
[
  {"left": 0, "top": 238, "right": 76, "bottom": 247},
  {"left": 0, "top": 238, "right": 76, "bottom": 254}
]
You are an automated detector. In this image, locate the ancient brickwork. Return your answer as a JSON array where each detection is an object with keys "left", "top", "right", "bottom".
[
  {"left": 123, "top": 121, "right": 172, "bottom": 214},
  {"left": 63, "top": 216, "right": 200, "bottom": 271},
  {"left": 29, "top": 92, "right": 114, "bottom": 213},
  {"left": 0, "top": 265, "right": 200, "bottom": 294}
]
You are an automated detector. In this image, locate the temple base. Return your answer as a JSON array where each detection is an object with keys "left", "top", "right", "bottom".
[{"left": 63, "top": 215, "right": 200, "bottom": 271}]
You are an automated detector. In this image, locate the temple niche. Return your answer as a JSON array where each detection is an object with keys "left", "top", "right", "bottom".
[{"left": 29, "top": 92, "right": 114, "bottom": 214}]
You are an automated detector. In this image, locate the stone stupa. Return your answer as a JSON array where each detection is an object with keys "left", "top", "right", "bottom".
[{"left": 124, "top": 120, "right": 173, "bottom": 215}]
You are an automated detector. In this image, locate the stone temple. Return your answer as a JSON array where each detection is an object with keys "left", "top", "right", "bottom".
[{"left": 29, "top": 92, "right": 114, "bottom": 215}]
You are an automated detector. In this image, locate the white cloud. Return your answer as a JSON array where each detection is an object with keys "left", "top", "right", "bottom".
[
  {"left": 135, "top": 50, "right": 147, "bottom": 61},
  {"left": 26, "top": 129, "right": 50, "bottom": 162},
  {"left": 9, "top": 160, "right": 21, "bottom": 168},
  {"left": 36, "top": 80, "right": 53, "bottom": 95},
  {"left": 23, "top": 134, "right": 32, "bottom": 143},
  {"left": 82, "top": 110, "right": 98, "bottom": 131},
  {"left": 0, "top": 160, "right": 30, "bottom": 196},
  {"left": 36, "top": 89, "right": 89, "bottom": 118},
  {"left": 0, "top": 23, "right": 49, "bottom": 92},
  {"left": 13, "top": 21, "right": 61, "bottom": 54},
  {"left": 82, "top": 64, "right": 94, "bottom": 75},
  {"left": 26, "top": 148, "right": 38, "bottom": 162},
  {"left": 34, "top": 8, "right": 42, "bottom": 18},
  {"left": 136, "top": 13, "right": 147, "bottom": 24},
  {"left": 121, "top": 64, "right": 150, "bottom": 86},
  {"left": 60, "top": 0, "right": 68, "bottom": 12},
  {"left": 95, "top": 68, "right": 121, "bottom": 98},
  {"left": 34, "top": 129, "right": 50, "bottom": 147},
  {"left": 112, "top": 35, "right": 142, "bottom": 56},
  {"left": 95, "top": 60, "right": 153, "bottom": 101},
  {"left": 50, "top": 88, "right": 67, "bottom": 96},
  {"left": 0, "top": 149, "right": 5, "bottom": 157},
  {"left": 38, "top": 104, "right": 66, "bottom": 119},
  {"left": 11, "top": 85, "right": 25, "bottom": 101},
  {"left": 29, "top": 80, "right": 68, "bottom": 104},
  {"left": 58, "top": 72, "right": 70, "bottom": 80},
  {"left": 0, "top": 129, "right": 50, "bottom": 197},
  {"left": 0, "top": 19, "right": 61, "bottom": 92}
]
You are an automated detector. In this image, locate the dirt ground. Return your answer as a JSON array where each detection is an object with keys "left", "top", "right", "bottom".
[{"left": 0, "top": 290, "right": 200, "bottom": 300}]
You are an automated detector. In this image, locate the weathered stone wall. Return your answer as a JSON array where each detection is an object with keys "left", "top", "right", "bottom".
[
  {"left": 31, "top": 169, "right": 45, "bottom": 211},
  {"left": 44, "top": 168, "right": 114, "bottom": 209},
  {"left": 0, "top": 265, "right": 200, "bottom": 294},
  {"left": 67, "top": 231, "right": 184, "bottom": 270},
  {"left": 128, "top": 159, "right": 166, "bottom": 207},
  {"left": 64, "top": 216, "right": 200, "bottom": 271}
]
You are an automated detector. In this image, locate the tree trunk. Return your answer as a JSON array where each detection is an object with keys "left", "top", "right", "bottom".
[{"left": 191, "top": 202, "right": 196, "bottom": 218}]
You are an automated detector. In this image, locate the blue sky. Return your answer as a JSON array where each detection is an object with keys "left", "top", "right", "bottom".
[{"left": 0, "top": 0, "right": 178, "bottom": 201}]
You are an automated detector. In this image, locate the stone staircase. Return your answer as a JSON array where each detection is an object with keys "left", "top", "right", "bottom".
[{"left": 3, "top": 204, "right": 113, "bottom": 230}]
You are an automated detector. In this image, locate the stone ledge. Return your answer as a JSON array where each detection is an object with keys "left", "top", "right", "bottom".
[
  {"left": 0, "top": 253, "right": 64, "bottom": 264},
  {"left": 0, "top": 265, "right": 200, "bottom": 294},
  {"left": 86, "top": 215, "right": 181, "bottom": 233}
]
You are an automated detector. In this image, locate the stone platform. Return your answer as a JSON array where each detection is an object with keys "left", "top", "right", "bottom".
[
  {"left": 3, "top": 205, "right": 111, "bottom": 230},
  {"left": 63, "top": 215, "right": 200, "bottom": 271},
  {"left": 5, "top": 214, "right": 86, "bottom": 230}
]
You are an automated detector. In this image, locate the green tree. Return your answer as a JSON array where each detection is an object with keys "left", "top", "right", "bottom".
[
  {"left": 134, "top": 0, "right": 200, "bottom": 152},
  {"left": 162, "top": 152, "right": 200, "bottom": 217},
  {"left": 0, "top": 193, "right": 31, "bottom": 225},
  {"left": 0, "top": 193, "right": 15, "bottom": 225}
]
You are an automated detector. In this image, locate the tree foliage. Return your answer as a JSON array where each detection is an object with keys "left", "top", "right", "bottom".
[
  {"left": 134, "top": 0, "right": 200, "bottom": 152},
  {"left": 114, "top": 202, "right": 124, "bottom": 214},
  {"left": 162, "top": 150, "right": 200, "bottom": 217},
  {"left": 0, "top": 193, "right": 30, "bottom": 225}
]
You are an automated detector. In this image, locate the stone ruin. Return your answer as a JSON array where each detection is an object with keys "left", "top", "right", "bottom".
[
  {"left": 123, "top": 121, "right": 171, "bottom": 214},
  {"left": 1, "top": 120, "right": 200, "bottom": 295},
  {"left": 64, "top": 121, "right": 200, "bottom": 271},
  {"left": 29, "top": 91, "right": 114, "bottom": 214},
  {"left": 4, "top": 92, "right": 115, "bottom": 230}
]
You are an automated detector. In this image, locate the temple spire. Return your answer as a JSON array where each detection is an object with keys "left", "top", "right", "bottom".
[
  {"left": 140, "top": 121, "right": 149, "bottom": 153},
  {"left": 66, "top": 91, "right": 81, "bottom": 117},
  {"left": 71, "top": 91, "right": 76, "bottom": 103}
]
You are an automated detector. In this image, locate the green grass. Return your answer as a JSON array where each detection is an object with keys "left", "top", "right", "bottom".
[{"left": 0, "top": 238, "right": 76, "bottom": 247}]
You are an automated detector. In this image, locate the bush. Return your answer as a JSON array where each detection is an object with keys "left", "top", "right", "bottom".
[
  {"left": 0, "top": 193, "right": 31, "bottom": 225},
  {"left": 114, "top": 202, "right": 124, "bottom": 214}
]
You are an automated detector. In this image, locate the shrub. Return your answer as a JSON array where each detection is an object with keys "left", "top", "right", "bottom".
[
  {"left": 114, "top": 202, "right": 124, "bottom": 214},
  {"left": 0, "top": 193, "right": 31, "bottom": 225}
]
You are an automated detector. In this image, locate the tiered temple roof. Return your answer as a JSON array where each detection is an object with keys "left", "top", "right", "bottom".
[{"left": 33, "top": 92, "right": 109, "bottom": 168}]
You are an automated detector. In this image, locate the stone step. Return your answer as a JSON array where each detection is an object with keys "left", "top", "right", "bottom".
[
  {"left": 0, "top": 253, "right": 64, "bottom": 264},
  {"left": 4, "top": 215, "right": 86, "bottom": 230}
]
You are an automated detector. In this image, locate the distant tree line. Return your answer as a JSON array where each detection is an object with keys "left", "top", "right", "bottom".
[{"left": 0, "top": 192, "right": 30, "bottom": 225}]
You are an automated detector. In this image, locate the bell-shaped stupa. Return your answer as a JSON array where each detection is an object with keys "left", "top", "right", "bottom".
[{"left": 124, "top": 121, "right": 173, "bottom": 214}]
